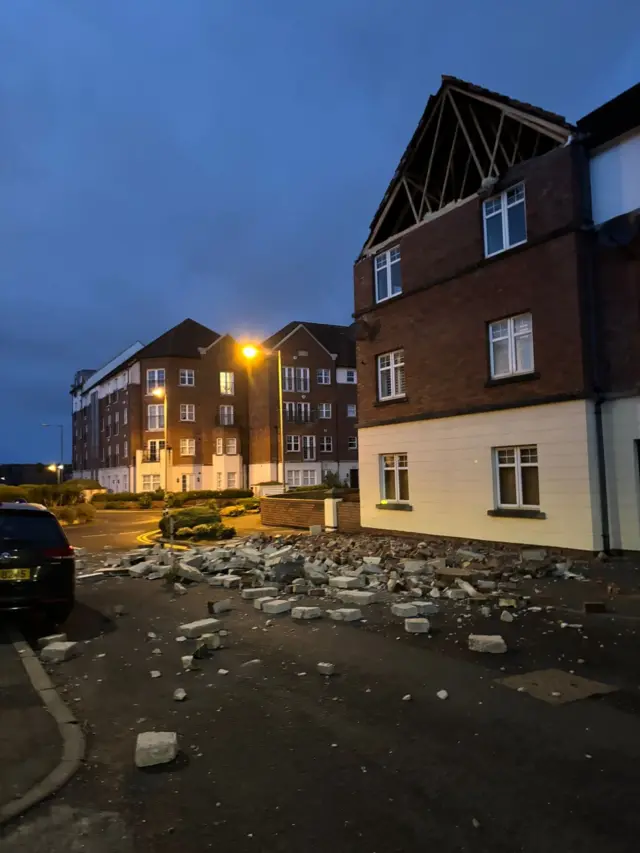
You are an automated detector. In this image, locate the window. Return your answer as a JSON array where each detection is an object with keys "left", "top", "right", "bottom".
[
  {"left": 216, "top": 471, "right": 223, "bottom": 489},
  {"left": 220, "top": 371, "right": 234, "bottom": 395},
  {"left": 318, "top": 403, "right": 332, "bottom": 419},
  {"left": 286, "top": 469, "right": 301, "bottom": 487},
  {"left": 227, "top": 472, "right": 237, "bottom": 489},
  {"left": 483, "top": 183, "right": 527, "bottom": 257},
  {"left": 283, "top": 366, "right": 310, "bottom": 392},
  {"left": 303, "top": 469, "right": 317, "bottom": 485},
  {"left": 179, "top": 369, "right": 195, "bottom": 387},
  {"left": 345, "top": 369, "right": 357, "bottom": 384},
  {"left": 219, "top": 405, "right": 234, "bottom": 425},
  {"left": 375, "top": 246, "right": 402, "bottom": 302},
  {"left": 495, "top": 446, "right": 539, "bottom": 508},
  {"left": 284, "top": 402, "right": 311, "bottom": 423},
  {"left": 348, "top": 436, "right": 358, "bottom": 451},
  {"left": 106, "top": 415, "right": 111, "bottom": 437},
  {"left": 286, "top": 469, "right": 317, "bottom": 487},
  {"left": 146, "top": 369, "right": 165, "bottom": 394},
  {"left": 216, "top": 437, "right": 223, "bottom": 455},
  {"left": 147, "top": 404, "right": 164, "bottom": 430},
  {"left": 147, "top": 439, "right": 165, "bottom": 461},
  {"left": 142, "top": 474, "right": 161, "bottom": 491},
  {"left": 123, "top": 440, "right": 128, "bottom": 459},
  {"left": 381, "top": 453, "right": 409, "bottom": 502},
  {"left": 286, "top": 435, "right": 301, "bottom": 453},
  {"left": 115, "top": 443, "right": 119, "bottom": 462},
  {"left": 123, "top": 408, "right": 128, "bottom": 425},
  {"left": 378, "top": 350, "right": 405, "bottom": 400},
  {"left": 180, "top": 403, "right": 195, "bottom": 422},
  {"left": 225, "top": 438, "right": 237, "bottom": 455},
  {"left": 320, "top": 436, "right": 333, "bottom": 453},
  {"left": 100, "top": 417, "right": 104, "bottom": 433},
  {"left": 180, "top": 438, "right": 195, "bottom": 456},
  {"left": 114, "top": 412, "right": 120, "bottom": 435},
  {"left": 347, "top": 404, "right": 357, "bottom": 418},
  {"left": 489, "top": 313, "right": 534, "bottom": 379},
  {"left": 317, "top": 369, "right": 331, "bottom": 385},
  {"left": 302, "top": 435, "right": 316, "bottom": 461}
]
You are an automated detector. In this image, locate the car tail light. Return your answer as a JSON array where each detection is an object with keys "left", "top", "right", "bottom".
[{"left": 42, "top": 545, "right": 74, "bottom": 558}]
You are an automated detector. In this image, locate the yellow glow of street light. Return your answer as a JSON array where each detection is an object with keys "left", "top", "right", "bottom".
[
  {"left": 47, "top": 464, "right": 57, "bottom": 473},
  {"left": 242, "top": 345, "right": 259, "bottom": 360},
  {"left": 151, "top": 387, "right": 165, "bottom": 398}
]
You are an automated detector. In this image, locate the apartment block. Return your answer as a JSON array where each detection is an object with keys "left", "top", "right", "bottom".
[
  {"left": 353, "top": 75, "right": 639, "bottom": 552},
  {"left": 248, "top": 322, "right": 359, "bottom": 489}
]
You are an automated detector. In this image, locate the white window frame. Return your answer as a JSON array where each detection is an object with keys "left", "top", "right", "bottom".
[
  {"left": 317, "top": 368, "right": 331, "bottom": 385},
  {"left": 180, "top": 403, "right": 195, "bottom": 422},
  {"left": 377, "top": 350, "right": 405, "bottom": 401},
  {"left": 302, "top": 469, "right": 317, "bottom": 486},
  {"left": 282, "top": 366, "right": 295, "bottom": 392},
  {"left": 345, "top": 369, "right": 357, "bottom": 384},
  {"left": 114, "top": 411, "right": 119, "bottom": 434},
  {"left": 216, "top": 471, "right": 223, "bottom": 489},
  {"left": 115, "top": 443, "right": 119, "bottom": 461},
  {"left": 123, "top": 408, "right": 128, "bottom": 425},
  {"left": 179, "top": 368, "right": 195, "bottom": 387},
  {"left": 123, "top": 440, "right": 128, "bottom": 458},
  {"left": 320, "top": 436, "right": 333, "bottom": 453},
  {"left": 494, "top": 445, "right": 540, "bottom": 509},
  {"left": 284, "top": 402, "right": 311, "bottom": 423},
  {"left": 295, "top": 367, "right": 310, "bottom": 392},
  {"left": 286, "top": 435, "right": 301, "bottom": 453},
  {"left": 225, "top": 437, "right": 237, "bottom": 455},
  {"left": 220, "top": 371, "right": 235, "bottom": 395},
  {"left": 381, "top": 453, "right": 409, "bottom": 503},
  {"left": 180, "top": 438, "right": 195, "bottom": 456},
  {"left": 147, "top": 439, "right": 165, "bottom": 461},
  {"left": 146, "top": 368, "right": 165, "bottom": 395},
  {"left": 215, "top": 437, "right": 223, "bottom": 455},
  {"left": 318, "top": 403, "right": 332, "bottom": 419},
  {"left": 286, "top": 469, "right": 301, "bottom": 487},
  {"left": 348, "top": 436, "right": 358, "bottom": 451},
  {"left": 483, "top": 183, "right": 527, "bottom": 258},
  {"left": 374, "top": 246, "right": 402, "bottom": 303},
  {"left": 219, "top": 405, "right": 234, "bottom": 425},
  {"left": 147, "top": 404, "right": 164, "bottom": 431},
  {"left": 302, "top": 435, "right": 316, "bottom": 461},
  {"left": 347, "top": 404, "right": 357, "bottom": 418},
  {"left": 227, "top": 472, "right": 237, "bottom": 489},
  {"left": 142, "top": 474, "right": 152, "bottom": 491},
  {"left": 489, "top": 313, "right": 534, "bottom": 379}
]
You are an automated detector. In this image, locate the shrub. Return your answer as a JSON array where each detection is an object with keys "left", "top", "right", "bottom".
[
  {"left": 90, "top": 492, "right": 108, "bottom": 503},
  {"left": 175, "top": 526, "right": 194, "bottom": 538},
  {"left": 55, "top": 506, "right": 77, "bottom": 524},
  {"left": 159, "top": 506, "right": 221, "bottom": 537},
  {"left": 165, "top": 492, "right": 187, "bottom": 508},
  {"left": 238, "top": 497, "right": 260, "bottom": 511},
  {"left": 138, "top": 494, "right": 153, "bottom": 509},
  {"left": 220, "top": 505, "right": 245, "bottom": 517},
  {"left": 0, "top": 486, "right": 29, "bottom": 503},
  {"left": 76, "top": 503, "right": 97, "bottom": 523},
  {"left": 108, "top": 501, "right": 127, "bottom": 509},
  {"left": 69, "top": 478, "right": 102, "bottom": 489}
]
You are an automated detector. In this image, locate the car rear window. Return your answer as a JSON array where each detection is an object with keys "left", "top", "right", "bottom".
[{"left": 0, "top": 510, "right": 68, "bottom": 547}]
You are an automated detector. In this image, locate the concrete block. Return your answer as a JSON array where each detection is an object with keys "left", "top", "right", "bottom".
[
  {"left": 200, "top": 632, "right": 222, "bottom": 650},
  {"left": 521, "top": 548, "right": 547, "bottom": 561},
  {"left": 135, "top": 731, "right": 179, "bottom": 768},
  {"left": 363, "top": 556, "right": 382, "bottom": 565},
  {"left": 329, "top": 576, "right": 364, "bottom": 589},
  {"left": 317, "top": 662, "right": 335, "bottom": 676},
  {"left": 309, "top": 525, "right": 322, "bottom": 535},
  {"left": 404, "top": 618, "right": 430, "bottom": 634},
  {"left": 264, "top": 546, "right": 294, "bottom": 566},
  {"left": 291, "top": 606, "right": 322, "bottom": 620},
  {"left": 208, "top": 576, "right": 225, "bottom": 587},
  {"left": 129, "top": 561, "right": 157, "bottom": 578},
  {"left": 254, "top": 596, "right": 275, "bottom": 611},
  {"left": 208, "top": 598, "right": 233, "bottom": 615},
  {"left": 262, "top": 599, "right": 292, "bottom": 615},
  {"left": 179, "top": 618, "right": 222, "bottom": 638},
  {"left": 468, "top": 634, "right": 507, "bottom": 654},
  {"left": 391, "top": 603, "right": 419, "bottom": 617},
  {"left": 413, "top": 601, "right": 439, "bottom": 616},
  {"left": 326, "top": 608, "right": 362, "bottom": 622},
  {"left": 177, "top": 563, "right": 205, "bottom": 584},
  {"left": 38, "top": 633, "right": 67, "bottom": 649},
  {"left": 401, "top": 560, "right": 428, "bottom": 574},
  {"left": 40, "top": 641, "right": 81, "bottom": 663},
  {"left": 241, "top": 586, "right": 279, "bottom": 600},
  {"left": 338, "top": 590, "right": 377, "bottom": 606},
  {"left": 446, "top": 588, "right": 467, "bottom": 600},
  {"left": 173, "top": 583, "right": 187, "bottom": 595},
  {"left": 222, "top": 575, "right": 242, "bottom": 589}
]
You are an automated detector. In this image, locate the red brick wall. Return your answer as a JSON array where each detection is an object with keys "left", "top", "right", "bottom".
[
  {"left": 337, "top": 500, "right": 362, "bottom": 533},
  {"left": 261, "top": 497, "right": 324, "bottom": 529}
]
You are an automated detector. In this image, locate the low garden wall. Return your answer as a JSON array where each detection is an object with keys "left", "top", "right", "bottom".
[{"left": 260, "top": 496, "right": 325, "bottom": 529}]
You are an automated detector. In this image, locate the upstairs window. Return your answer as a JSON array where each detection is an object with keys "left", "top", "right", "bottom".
[
  {"left": 147, "top": 405, "right": 164, "bottom": 431},
  {"left": 483, "top": 183, "right": 527, "bottom": 257},
  {"left": 180, "top": 438, "right": 195, "bottom": 456},
  {"left": 377, "top": 349, "right": 405, "bottom": 400},
  {"left": 180, "top": 403, "right": 195, "bottom": 422},
  {"left": 489, "top": 313, "right": 534, "bottom": 379},
  {"left": 347, "top": 404, "right": 357, "bottom": 418},
  {"left": 286, "top": 435, "right": 301, "bottom": 453},
  {"left": 320, "top": 436, "right": 333, "bottom": 453},
  {"left": 146, "top": 369, "right": 165, "bottom": 395},
  {"left": 179, "top": 369, "right": 195, "bottom": 386},
  {"left": 317, "top": 369, "right": 331, "bottom": 385},
  {"left": 220, "top": 371, "right": 234, "bottom": 395},
  {"left": 348, "top": 436, "right": 358, "bottom": 451},
  {"left": 219, "top": 405, "right": 234, "bottom": 425},
  {"left": 225, "top": 437, "right": 237, "bottom": 455},
  {"left": 215, "top": 438, "right": 223, "bottom": 455},
  {"left": 317, "top": 403, "right": 332, "bottom": 419},
  {"left": 282, "top": 366, "right": 310, "bottom": 393},
  {"left": 375, "top": 246, "right": 402, "bottom": 302}
]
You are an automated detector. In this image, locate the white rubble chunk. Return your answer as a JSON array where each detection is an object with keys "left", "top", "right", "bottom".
[
  {"left": 218, "top": 668, "right": 229, "bottom": 675},
  {"left": 264, "top": 546, "right": 294, "bottom": 566},
  {"left": 177, "top": 563, "right": 205, "bottom": 584},
  {"left": 181, "top": 655, "right": 196, "bottom": 671},
  {"left": 500, "top": 610, "right": 514, "bottom": 623},
  {"left": 391, "top": 603, "right": 419, "bottom": 618},
  {"left": 480, "top": 606, "right": 492, "bottom": 618},
  {"left": 201, "top": 633, "right": 222, "bottom": 650},
  {"left": 222, "top": 574, "right": 242, "bottom": 589},
  {"left": 113, "top": 604, "right": 127, "bottom": 617},
  {"left": 405, "top": 617, "right": 430, "bottom": 634},
  {"left": 135, "top": 731, "right": 179, "bottom": 768},
  {"left": 173, "top": 688, "right": 187, "bottom": 701},
  {"left": 254, "top": 596, "right": 275, "bottom": 611},
  {"left": 521, "top": 548, "right": 547, "bottom": 561},
  {"left": 401, "top": 560, "right": 428, "bottom": 574},
  {"left": 208, "top": 576, "right": 225, "bottom": 587},
  {"left": 446, "top": 588, "right": 467, "bottom": 600},
  {"left": 326, "top": 608, "right": 363, "bottom": 622},
  {"left": 338, "top": 590, "right": 377, "bottom": 606},
  {"left": 129, "top": 561, "right": 157, "bottom": 578},
  {"left": 40, "top": 641, "right": 81, "bottom": 663},
  {"left": 38, "top": 633, "right": 67, "bottom": 648},
  {"left": 211, "top": 598, "right": 233, "bottom": 613},
  {"left": 179, "top": 618, "right": 222, "bottom": 638},
  {"left": 329, "top": 576, "right": 364, "bottom": 589},
  {"left": 456, "top": 548, "right": 485, "bottom": 561},
  {"left": 150, "top": 670, "right": 162, "bottom": 678},
  {"left": 468, "top": 634, "right": 507, "bottom": 654},
  {"left": 413, "top": 601, "right": 439, "bottom": 616},
  {"left": 182, "top": 553, "right": 204, "bottom": 569},
  {"left": 291, "top": 606, "right": 322, "bottom": 620},
  {"left": 402, "top": 694, "right": 412, "bottom": 702},
  {"left": 262, "top": 599, "right": 292, "bottom": 615},
  {"left": 456, "top": 579, "right": 481, "bottom": 597},
  {"left": 241, "top": 586, "right": 279, "bottom": 600},
  {"left": 427, "top": 557, "right": 447, "bottom": 571},
  {"left": 429, "top": 587, "right": 441, "bottom": 599},
  {"left": 476, "top": 580, "right": 497, "bottom": 591},
  {"left": 173, "top": 582, "right": 188, "bottom": 596},
  {"left": 317, "top": 662, "right": 335, "bottom": 676},
  {"left": 147, "top": 571, "right": 166, "bottom": 581},
  {"left": 362, "top": 556, "right": 382, "bottom": 566},
  {"left": 437, "top": 690, "right": 449, "bottom": 700}
]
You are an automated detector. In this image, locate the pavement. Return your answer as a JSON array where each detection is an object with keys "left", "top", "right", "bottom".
[{"left": 1, "top": 557, "right": 640, "bottom": 853}]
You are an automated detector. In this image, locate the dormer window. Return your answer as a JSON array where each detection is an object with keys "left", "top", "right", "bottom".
[{"left": 375, "top": 247, "right": 402, "bottom": 302}]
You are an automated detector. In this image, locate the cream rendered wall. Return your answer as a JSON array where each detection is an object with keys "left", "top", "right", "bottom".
[
  {"left": 602, "top": 397, "right": 640, "bottom": 550},
  {"left": 97, "top": 466, "right": 132, "bottom": 493},
  {"left": 212, "top": 454, "right": 244, "bottom": 489},
  {"left": 358, "top": 400, "right": 601, "bottom": 551},
  {"left": 249, "top": 463, "right": 279, "bottom": 488}
]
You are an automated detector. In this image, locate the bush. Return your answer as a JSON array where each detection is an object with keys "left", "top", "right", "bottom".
[
  {"left": 90, "top": 492, "right": 107, "bottom": 503},
  {"left": 159, "top": 506, "right": 221, "bottom": 537},
  {"left": 238, "top": 497, "right": 260, "bottom": 511},
  {"left": 55, "top": 506, "right": 77, "bottom": 524},
  {"left": 220, "top": 505, "right": 245, "bottom": 517},
  {"left": 0, "top": 486, "right": 29, "bottom": 503},
  {"left": 76, "top": 503, "right": 97, "bottom": 523},
  {"left": 191, "top": 523, "right": 236, "bottom": 540},
  {"left": 108, "top": 501, "right": 127, "bottom": 509},
  {"left": 165, "top": 492, "right": 187, "bottom": 508},
  {"left": 69, "top": 478, "right": 102, "bottom": 489},
  {"left": 175, "top": 526, "right": 194, "bottom": 538},
  {"left": 138, "top": 494, "right": 153, "bottom": 509}
]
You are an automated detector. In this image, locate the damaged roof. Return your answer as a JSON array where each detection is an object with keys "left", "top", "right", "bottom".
[
  {"left": 263, "top": 321, "right": 356, "bottom": 366},
  {"left": 578, "top": 82, "right": 640, "bottom": 150}
]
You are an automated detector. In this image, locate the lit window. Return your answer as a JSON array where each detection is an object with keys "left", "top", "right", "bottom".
[
  {"left": 147, "top": 404, "right": 164, "bottom": 430},
  {"left": 381, "top": 453, "right": 409, "bottom": 502},
  {"left": 225, "top": 438, "right": 237, "bottom": 455},
  {"left": 320, "top": 437, "right": 333, "bottom": 453},
  {"left": 180, "top": 403, "right": 195, "bottom": 422},
  {"left": 220, "top": 372, "right": 234, "bottom": 395},
  {"left": 489, "top": 314, "right": 534, "bottom": 378},
  {"left": 375, "top": 246, "right": 402, "bottom": 302},
  {"left": 483, "top": 183, "right": 527, "bottom": 257},
  {"left": 317, "top": 369, "right": 331, "bottom": 385},
  {"left": 146, "top": 369, "right": 165, "bottom": 394},
  {"left": 227, "top": 472, "right": 237, "bottom": 489},
  {"left": 180, "top": 438, "right": 195, "bottom": 456},
  {"left": 495, "top": 446, "right": 539, "bottom": 508},
  {"left": 347, "top": 404, "right": 357, "bottom": 418},
  {"left": 215, "top": 438, "right": 223, "bottom": 455},
  {"left": 377, "top": 350, "right": 405, "bottom": 400},
  {"left": 318, "top": 403, "right": 332, "bottom": 419},
  {"left": 348, "top": 436, "right": 358, "bottom": 451},
  {"left": 114, "top": 412, "right": 120, "bottom": 435},
  {"left": 219, "top": 405, "right": 234, "bottom": 425},
  {"left": 123, "top": 408, "right": 128, "bottom": 425},
  {"left": 179, "top": 369, "right": 195, "bottom": 387},
  {"left": 286, "top": 435, "right": 301, "bottom": 452}
]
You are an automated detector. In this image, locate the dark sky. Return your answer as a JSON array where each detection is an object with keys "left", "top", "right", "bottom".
[{"left": 1, "top": 0, "right": 638, "bottom": 463}]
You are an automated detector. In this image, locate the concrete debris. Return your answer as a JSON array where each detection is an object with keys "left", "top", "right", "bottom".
[
  {"left": 241, "top": 586, "right": 279, "bottom": 600},
  {"left": 177, "top": 563, "right": 205, "bottom": 584},
  {"left": 173, "top": 688, "right": 187, "bottom": 701},
  {"left": 200, "top": 633, "right": 222, "bottom": 650},
  {"left": 338, "top": 590, "right": 377, "bottom": 606},
  {"left": 129, "top": 561, "right": 156, "bottom": 578},
  {"left": 456, "top": 579, "right": 481, "bottom": 597},
  {"left": 437, "top": 690, "right": 449, "bottom": 700},
  {"left": 291, "top": 606, "right": 322, "bottom": 620},
  {"left": 179, "top": 618, "right": 222, "bottom": 638},
  {"left": 263, "top": 599, "right": 292, "bottom": 615},
  {"left": 402, "top": 694, "right": 412, "bottom": 702},
  {"left": 329, "top": 576, "right": 364, "bottom": 589},
  {"left": 222, "top": 575, "right": 242, "bottom": 589},
  {"left": 326, "top": 608, "right": 362, "bottom": 621},
  {"left": 391, "top": 602, "right": 420, "bottom": 618},
  {"left": 413, "top": 601, "right": 439, "bottom": 616},
  {"left": 40, "top": 641, "right": 81, "bottom": 663},
  {"left": 152, "top": 648, "right": 162, "bottom": 655},
  {"left": 113, "top": 604, "right": 127, "bottom": 617},
  {"left": 218, "top": 668, "right": 229, "bottom": 675},
  {"left": 446, "top": 588, "right": 467, "bottom": 600},
  {"left": 405, "top": 617, "right": 430, "bottom": 634},
  {"left": 135, "top": 731, "right": 179, "bottom": 768},
  {"left": 468, "top": 634, "right": 507, "bottom": 654},
  {"left": 208, "top": 598, "right": 233, "bottom": 615},
  {"left": 38, "top": 633, "right": 67, "bottom": 648},
  {"left": 150, "top": 670, "right": 162, "bottom": 678},
  {"left": 309, "top": 524, "right": 322, "bottom": 535},
  {"left": 173, "top": 583, "right": 188, "bottom": 596},
  {"left": 254, "top": 596, "right": 275, "bottom": 611},
  {"left": 500, "top": 610, "right": 514, "bottom": 623},
  {"left": 480, "top": 606, "right": 492, "bottom": 618},
  {"left": 242, "top": 658, "right": 262, "bottom": 667},
  {"left": 317, "top": 662, "right": 335, "bottom": 676},
  {"left": 181, "top": 655, "right": 196, "bottom": 671}
]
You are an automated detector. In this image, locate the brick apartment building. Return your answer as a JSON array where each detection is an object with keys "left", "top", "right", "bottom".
[
  {"left": 353, "top": 75, "right": 639, "bottom": 552},
  {"left": 71, "top": 319, "right": 358, "bottom": 492},
  {"left": 247, "top": 322, "right": 359, "bottom": 489}
]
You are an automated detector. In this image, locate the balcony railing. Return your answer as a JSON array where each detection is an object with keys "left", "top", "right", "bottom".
[
  {"left": 284, "top": 409, "right": 316, "bottom": 424},
  {"left": 142, "top": 452, "right": 161, "bottom": 463}
]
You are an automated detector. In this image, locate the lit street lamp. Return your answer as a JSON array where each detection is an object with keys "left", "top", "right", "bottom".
[
  {"left": 151, "top": 387, "right": 168, "bottom": 493},
  {"left": 47, "top": 463, "right": 64, "bottom": 485},
  {"left": 42, "top": 423, "right": 64, "bottom": 483},
  {"left": 242, "top": 344, "right": 284, "bottom": 486}
]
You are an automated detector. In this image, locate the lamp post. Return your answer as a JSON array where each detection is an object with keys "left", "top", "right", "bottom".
[
  {"left": 242, "top": 345, "right": 284, "bottom": 487},
  {"left": 42, "top": 424, "right": 64, "bottom": 483},
  {"left": 151, "top": 387, "right": 168, "bottom": 493}
]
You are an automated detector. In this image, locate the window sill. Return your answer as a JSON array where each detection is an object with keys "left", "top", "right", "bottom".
[
  {"left": 487, "top": 508, "right": 546, "bottom": 519},
  {"left": 485, "top": 371, "right": 539, "bottom": 388},
  {"left": 483, "top": 239, "right": 528, "bottom": 261},
  {"left": 374, "top": 396, "right": 409, "bottom": 408},
  {"left": 376, "top": 502, "right": 413, "bottom": 511},
  {"left": 375, "top": 292, "right": 403, "bottom": 305}
]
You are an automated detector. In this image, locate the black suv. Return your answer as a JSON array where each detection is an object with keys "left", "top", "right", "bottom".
[{"left": 0, "top": 502, "right": 75, "bottom": 623}]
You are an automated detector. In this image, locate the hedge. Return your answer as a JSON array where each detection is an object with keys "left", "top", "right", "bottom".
[
  {"left": 159, "top": 505, "right": 221, "bottom": 537},
  {"left": 0, "top": 482, "right": 88, "bottom": 507}
]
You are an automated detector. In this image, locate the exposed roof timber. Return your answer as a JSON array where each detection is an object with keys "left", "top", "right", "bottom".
[
  {"left": 446, "top": 90, "right": 486, "bottom": 181},
  {"left": 419, "top": 92, "right": 445, "bottom": 218},
  {"left": 401, "top": 177, "right": 419, "bottom": 222},
  {"left": 366, "top": 181, "right": 402, "bottom": 250}
]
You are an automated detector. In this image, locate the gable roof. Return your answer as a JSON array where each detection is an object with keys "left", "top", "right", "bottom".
[
  {"left": 135, "top": 318, "right": 219, "bottom": 360},
  {"left": 263, "top": 321, "right": 356, "bottom": 367},
  {"left": 361, "top": 75, "right": 574, "bottom": 255},
  {"left": 578, "top": 83, "right": 640, "bottom": 150}
]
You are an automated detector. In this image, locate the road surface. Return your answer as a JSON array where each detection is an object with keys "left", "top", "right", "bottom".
[{"left": 65, "top": 510, "right": 161, "bottom": 551}]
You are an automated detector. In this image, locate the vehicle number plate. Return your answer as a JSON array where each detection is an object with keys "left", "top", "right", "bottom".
[{"left": 0, "top": 569, "right": 31, "bottom": 581}]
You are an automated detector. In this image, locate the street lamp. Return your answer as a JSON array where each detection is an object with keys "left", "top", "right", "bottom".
[
  {"left": 242, "top": 344, "right": 284, "bottom": 486},
  {"left": 151, "top": 387, "right": 168, "bottom": 493},
  {"left": 46, "top": 463, "right": 64, "bottom": 485},
  {"left": 42, "top": 424, "right": 64, "bottom": 483}
]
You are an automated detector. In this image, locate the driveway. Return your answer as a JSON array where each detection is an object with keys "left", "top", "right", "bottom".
[{"left": 65, "top": 511, "right": 161, "bottom": 551}]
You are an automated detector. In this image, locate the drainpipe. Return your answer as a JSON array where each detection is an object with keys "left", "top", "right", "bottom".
[{"left": 593, "top": 397, "right": 611, "bottom": 553}]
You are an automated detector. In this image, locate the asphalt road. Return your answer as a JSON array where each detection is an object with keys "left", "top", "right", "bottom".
[
  {"left": 66, "top": 510, "right": 161, "bottom": 551},
  {"left": 2, "top": 573, "right": 640, "bottom": 853}
]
